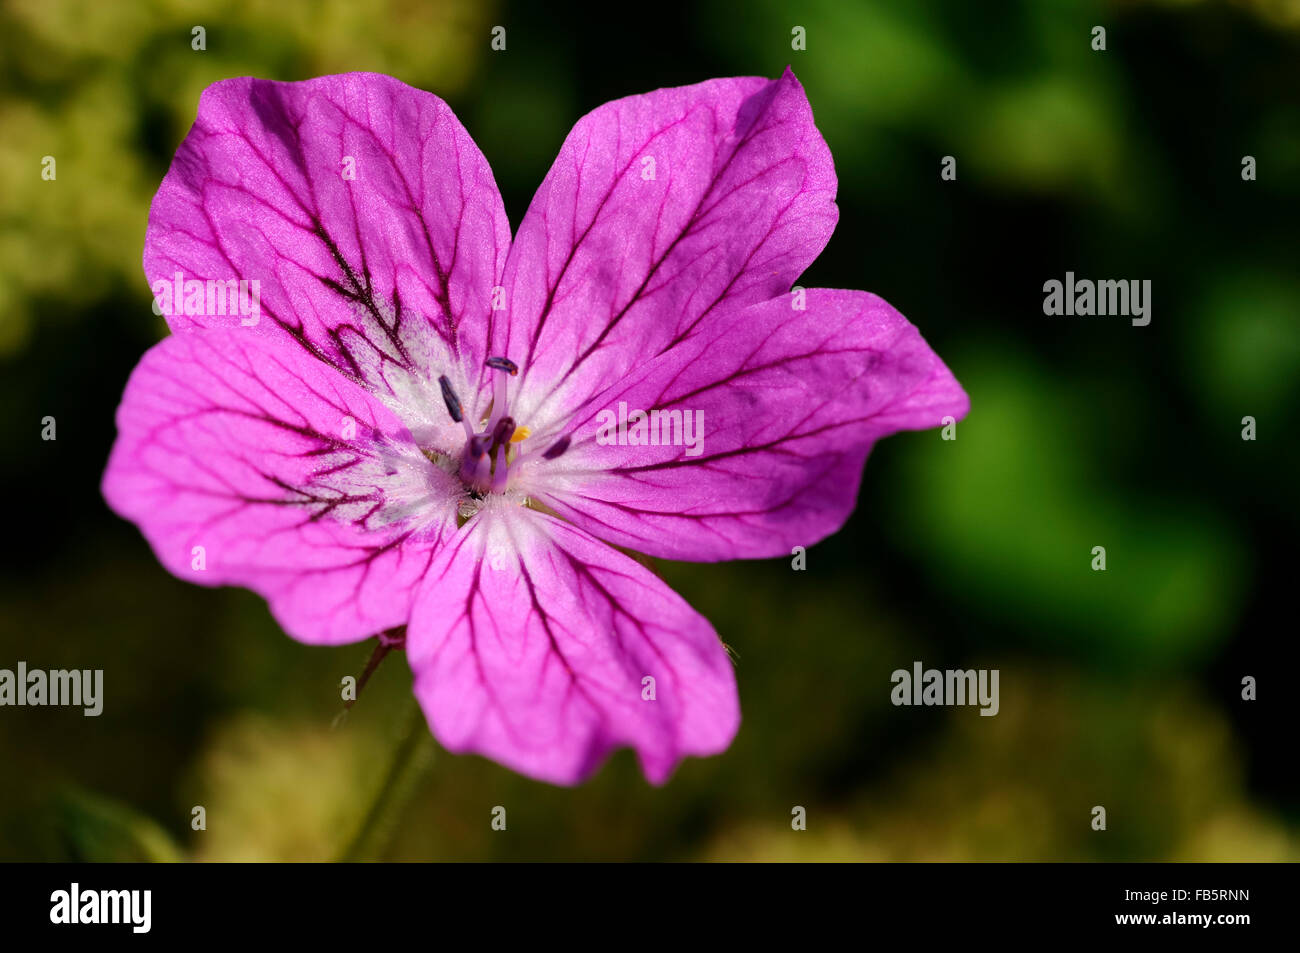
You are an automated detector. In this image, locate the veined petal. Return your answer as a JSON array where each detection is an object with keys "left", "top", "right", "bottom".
[
  {"left": 145, "top": 72, "right": 510, "bottom": 433},
  {"left": 520, "top": 289, "right": 969, "bottom": 561},
  {"left": 102, "top": 328, "right": 462, "bottom": 644},
  {"left": 408, "top": 503, "right": 739, "bottom": 785},
  {"left": 497, "top": 68, "right": 838, "bottom": 432}
]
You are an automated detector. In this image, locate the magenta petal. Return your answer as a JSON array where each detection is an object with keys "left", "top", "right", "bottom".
[
  {"left": 407, "top": 507, "right": 739, "bottom": 785},
  {"left": 529, "top": 289, "right": 970, "bottom": 561},
  {"left": 102, "top": 328, "right": 461, "bottom": 644},
  {"left": 145, "top": 72, "right": 510, "bottom": 414},
  {"left": 496, "top": 68, "right": 838, "bottom": 428}
]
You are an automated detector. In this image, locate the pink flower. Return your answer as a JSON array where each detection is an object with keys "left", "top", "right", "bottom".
[{"left": 103, "top": 69, "right": 969, "bottom": 784}]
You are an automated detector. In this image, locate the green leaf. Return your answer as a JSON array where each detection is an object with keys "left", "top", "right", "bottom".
[{"left": 54, "top": 788, "right": 185, "bottom": 863}]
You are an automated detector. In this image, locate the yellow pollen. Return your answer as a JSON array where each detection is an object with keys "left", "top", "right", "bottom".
[{"left": 510, "top": 425, "right": 531, "bottom": 443}]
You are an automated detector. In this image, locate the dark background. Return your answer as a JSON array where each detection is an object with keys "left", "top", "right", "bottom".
[{"left": 1, "top": 0, "right": 1296, "bottom": 860}]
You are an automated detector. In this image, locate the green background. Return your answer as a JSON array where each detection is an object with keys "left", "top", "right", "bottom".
[{"left": 1, "top": 0, "right": 1297, "bottom": 861}]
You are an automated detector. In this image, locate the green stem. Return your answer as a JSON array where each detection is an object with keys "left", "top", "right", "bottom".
[{"left": 339, "top": 703, "right": 432, "bottom": 862}]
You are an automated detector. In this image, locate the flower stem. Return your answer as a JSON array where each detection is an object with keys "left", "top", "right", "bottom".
[
  {"left": 343, "top": 628, "right": 404, "bottom": 712},
  {"left": 339, "top": 702, "right": 432, "bottom": 862}
]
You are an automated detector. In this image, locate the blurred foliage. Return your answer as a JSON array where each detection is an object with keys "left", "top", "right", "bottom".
[
  {"left": 49, "top": 789, "right": 184, "bottom": 863},
  {"left": 186, "top": 711, "right": 416, "bottom": 863},
  {"left": 892, "top": 345, "right": 1248, "bottom": 663},
  {"left": 703, "top": 668, "right": 1298, "bottom": 862},
  {"left": 0, "top": 0, "right": 492, "bottom": 355},
  {"left": 1, "top": 0, "right": 1298, "bottom": 861}
]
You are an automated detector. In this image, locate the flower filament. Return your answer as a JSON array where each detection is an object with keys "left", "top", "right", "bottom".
[{"left": 440, "top": 357, "right": 569, "bottom": 497}]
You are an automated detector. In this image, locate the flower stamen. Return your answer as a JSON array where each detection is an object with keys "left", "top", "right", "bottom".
[
  {"left": 542, "top": 434, "right": 571, "bottom": 459},
  {"left": 484, "top": 355, "right": 518, "bottom": 437},
  {"left": 491, "top": 445, "right": 509, "bottom": 494},
  {"left": 489, "top": 415, "right": 516, "bottom": 456},
  {"left": 438, "top": 375, "right": 474, "bottom": 440},
  {"left": 459, "top": 434, "right": 490, "bottom": 490},
  {"left": 455, "top": 357, "right": 529, "bottom": 496}
]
